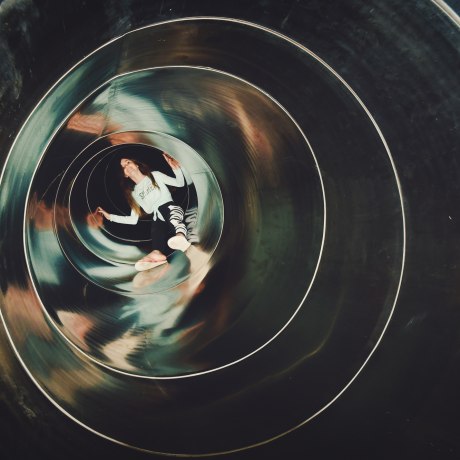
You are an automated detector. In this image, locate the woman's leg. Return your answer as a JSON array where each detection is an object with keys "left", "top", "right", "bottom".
[
  {"left": 134, "top": 221, "right": 169, "bottom": 271},
  {"left": 159, "top": 202, "right": 191, "bottom": 252},
  {"left": 149, "top": 219, "right": 171, "bottom": 255},
  {"left": 167, "top": 204, "right": 187, "bottom": 237}
]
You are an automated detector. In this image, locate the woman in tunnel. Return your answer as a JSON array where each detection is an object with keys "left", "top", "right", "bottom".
[{"left": 97, "top": 152, "right": 191, "bottom": 271}]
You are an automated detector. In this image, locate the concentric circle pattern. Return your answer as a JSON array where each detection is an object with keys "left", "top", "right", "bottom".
[{"left": 0, "top": 17, "right": 405, "bottom": 455}]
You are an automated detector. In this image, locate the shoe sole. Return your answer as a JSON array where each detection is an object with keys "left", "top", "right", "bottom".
[
  {"left": 167, "top": 236, "right": 191, "bottom": 252},
  {"left": 134, "top": 259, "right": 167, "bottom": 272}
]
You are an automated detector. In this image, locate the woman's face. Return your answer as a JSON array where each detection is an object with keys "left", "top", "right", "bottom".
[{"left": 120, "top": 158, "right": 139, "bottom": 179}]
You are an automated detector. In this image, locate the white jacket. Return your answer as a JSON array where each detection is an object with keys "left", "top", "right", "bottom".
[{"left": 110, "top": 168, "right": 184, "bottom": 224}]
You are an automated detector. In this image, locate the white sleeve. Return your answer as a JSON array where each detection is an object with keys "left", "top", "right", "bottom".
[
  {"left": 153, "top": 168, "right": 185, "bottom": 187},
  {"left": 109, "top": 208, "right": 139, "bottom": 225}
]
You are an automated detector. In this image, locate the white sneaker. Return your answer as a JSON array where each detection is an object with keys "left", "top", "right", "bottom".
[
  {"left": 134, "top": 259, "right": 167, "bottom": 272},
  {"left": 167, "top": 234, "right": 191, "bottom": 252}
]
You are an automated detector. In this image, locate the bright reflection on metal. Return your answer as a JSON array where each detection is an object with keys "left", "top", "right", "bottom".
[
  {"left": 0, "top": 17, "right": 405, "bottom": 456},
  {"left": 25, "top": 65, "right": 320, "bottom": 378}
]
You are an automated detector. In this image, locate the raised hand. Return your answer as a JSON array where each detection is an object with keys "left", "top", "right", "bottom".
[
  {"left": 96, "top": 207, "right": 111, "bottom": 220},
  {"left": 163, "top": 152, "right": 180, "bottom": 169}
]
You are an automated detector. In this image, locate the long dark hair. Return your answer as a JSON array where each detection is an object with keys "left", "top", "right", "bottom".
[{"left": 119, "top": 158, "right": 158, "bottom": 216}]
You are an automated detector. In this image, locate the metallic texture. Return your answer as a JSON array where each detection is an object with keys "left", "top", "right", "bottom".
[
  {"left": 0, "top": 1, "right": 458, "bottom": 459},
  {"left": 0, "top": 17, "right": 403, "bottom": 454}
]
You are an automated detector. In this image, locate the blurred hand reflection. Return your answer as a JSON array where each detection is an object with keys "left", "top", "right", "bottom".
[{"left": 86, "top": 210, "right": 104, "bottom": 229}]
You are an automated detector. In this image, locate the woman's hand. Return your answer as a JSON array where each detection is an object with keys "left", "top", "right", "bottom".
[
  {"left": 96, "top": 207, "right": 111, "bottom": 220},
  {"left": 163, "top": 152, "right": 180, "bottom": 169}
]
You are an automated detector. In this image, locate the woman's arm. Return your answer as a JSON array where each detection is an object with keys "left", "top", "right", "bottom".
[
  {"left": 153, "top": 168, "right": 185, "bottom": 187},
  {"left": 153, "top": 153, "right": 185, "bottom": 187},
  {"left": 97, "top": 207, "right": 139, "bottom": 225}
]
